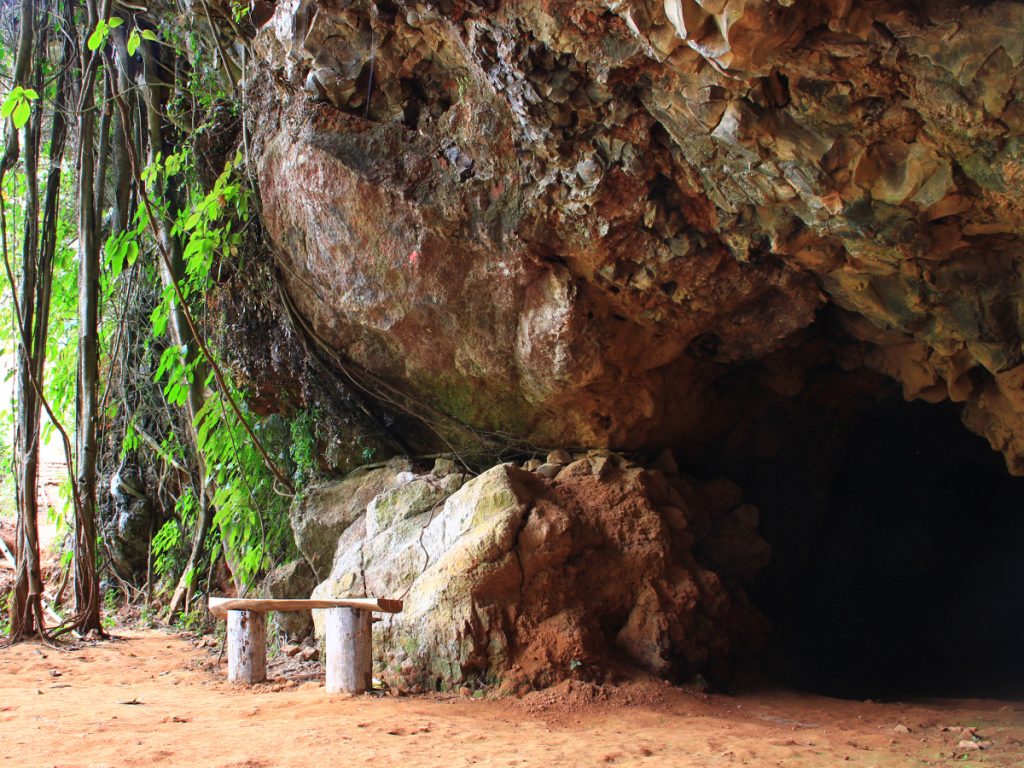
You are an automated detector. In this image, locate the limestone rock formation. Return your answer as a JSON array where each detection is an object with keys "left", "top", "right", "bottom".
[
  {"left": 306, "top": 454, "right": 769, "bottom": 689},
  {"left": 243, "top": 1, "right": 1024, "bottom": 472}
]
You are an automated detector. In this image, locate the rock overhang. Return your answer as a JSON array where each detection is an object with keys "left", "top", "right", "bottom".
[{"left": 246, "top": 0, "right": 1024, "bottom": 470}]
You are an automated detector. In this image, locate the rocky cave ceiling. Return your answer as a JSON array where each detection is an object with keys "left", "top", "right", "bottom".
[{"left": 234, "top": 0, "right": 1024, "bottom": 471}]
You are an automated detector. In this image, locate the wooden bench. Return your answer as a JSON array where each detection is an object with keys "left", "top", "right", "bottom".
[{"left": 209, "top": 597, "right": 402, "bottom": 694}]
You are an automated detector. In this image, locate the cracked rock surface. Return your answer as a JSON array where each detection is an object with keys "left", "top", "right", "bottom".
[{"left": 248, "top": 0, "right": 1024, "bottom": 470}]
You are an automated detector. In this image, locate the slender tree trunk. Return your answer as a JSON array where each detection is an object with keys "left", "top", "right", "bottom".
[
  {"left": 72, "top": 0, "right": 109, "bottom": 634},
  {"left": 110, "top": 61, "right": 133, "bottom": 233},
  {"left": 10, "top": 0, "right": 45, "bottom": 639},
  {"left": 31, "top": 0, "right": 73, "bottom": 610},
  {"left": 94, "top": 72, "right": 113, "bottom": 230}
]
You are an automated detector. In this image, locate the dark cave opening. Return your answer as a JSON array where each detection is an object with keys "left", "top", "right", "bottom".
[{"left": 757, "top": 395, "right": 1024, "bottom": 700}]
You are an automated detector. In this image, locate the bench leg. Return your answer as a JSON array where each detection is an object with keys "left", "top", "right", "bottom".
[
  {"left": 325, "top": 607, "right": 372, "bottom": 694},
  {"left": 227, "top": 610, "right": 267, "bottom": 684}
]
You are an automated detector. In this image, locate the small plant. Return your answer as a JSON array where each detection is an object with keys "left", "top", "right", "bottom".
[
  {"left": 126, "top": 27, "right": 158, "bottom": 56},
  {"left": 174, "top": 606, "right": 207, "bottom": 634},
  {"left": 229, "top": 0, "right": 249, "bottom": 23},
  {"left": 569, "top": 658, "right": 582, "bottom": 671},
  {"left": 455, "top": 75, "right": 471, "bottom": 104},
  {"left": 1, "top": 85, "right": 39, "bottom": 130},
  {"left": 289, "top": 408, "right": 320, "bottom": 488},
  {"left": 101, "top": 586, "right": 121, "bottom": 630}
]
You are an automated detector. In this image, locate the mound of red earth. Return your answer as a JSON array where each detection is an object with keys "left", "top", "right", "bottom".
[{"left": 502, "top": 457, "right": 771, "bottom": 690}]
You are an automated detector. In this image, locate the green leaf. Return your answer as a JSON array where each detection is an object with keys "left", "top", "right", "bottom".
[
  {"left": 87, "top": 25, "right": 105, "bottom": 51},
  {"left": 127, "top": 29, "right": 140, "bottom": 56},
  {"left": 108, "top": 16, "right": 124, "bottom": 27},
  {"left": 21, "top": 88, "right": 38, "bottom": 101},
  {"left": 1, "top": 97, "right": 15, "bottom": 120},
  {"left": 126, "top": 240, "right": 139, "bottom": 265},
  {"left": 107, "top": 240, "right": 125, "bottom": 277},
  {"left": 13, "top": 100, "right": 30, "bottom": 130},
  {"left": 141, "top": 29, "right": 158, "bottom": 41}
]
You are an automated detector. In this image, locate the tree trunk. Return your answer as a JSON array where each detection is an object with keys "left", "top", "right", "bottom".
[
  {"left": 71, "top": 0, "right": 108, "bottom": 634},
  {"left": 10, "top": 0, "right": 44, "bottom": 640}
]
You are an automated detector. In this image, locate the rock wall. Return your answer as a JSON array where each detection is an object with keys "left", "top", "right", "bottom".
[
  {"left": 297, "top": 452, "right": 769, "bottom": 690},
  {"left": 245, "top": 0, "right": 1024, "bottom": 471}
]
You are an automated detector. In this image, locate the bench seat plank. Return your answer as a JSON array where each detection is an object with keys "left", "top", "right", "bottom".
[{"left": 209, "top": 596, "right": 403, "bottom": 619}]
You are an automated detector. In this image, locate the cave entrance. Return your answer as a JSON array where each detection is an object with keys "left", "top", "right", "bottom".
[{"left": 757, "top": 394, "right": 1024, "bottom": 700}]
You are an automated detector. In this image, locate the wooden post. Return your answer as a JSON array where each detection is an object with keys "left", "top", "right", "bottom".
[
  {"left": 227, "top": 610, "right": 267, "bottom": 684},
  {"left": 325, "top": 607, "right": 372, "bottom": 694}
]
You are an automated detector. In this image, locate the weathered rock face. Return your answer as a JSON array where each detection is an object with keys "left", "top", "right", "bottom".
[
  {"left": 289, "top": 458, "right": 414, "bottom": 578},
  {"left": 100, "top": 464, "right": 157, "bottom": 578},
  {"left": 306, "top": 454, "right": 768, "bottom": 689},
  {"left": 248, "top": 1, "right": 1024, "bottom": 471},
  {"left": 261, "top": 558, "right": 318, "bottom": 638}
]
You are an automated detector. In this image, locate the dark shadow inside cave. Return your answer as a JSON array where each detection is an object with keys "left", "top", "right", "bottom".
[{"left": 755, "top": 395, "right": 1024, "bottom": 700}]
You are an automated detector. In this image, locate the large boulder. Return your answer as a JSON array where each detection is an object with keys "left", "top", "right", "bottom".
[{"left": 312, "top": 455, "right": 769, "bottom": 690}]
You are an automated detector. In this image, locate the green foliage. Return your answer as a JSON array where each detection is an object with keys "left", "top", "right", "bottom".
[
  {"left": 289, "top": 409, "right": 320, "bottom": 488},
  {"left": 1, "top": 86, "right": 39, "bottom": 130},
  {"left": 153, "top": 513, "right": 186, "bottom": 582},
  {"left": 86, "top": 16, "right": 123, "bottom": 52},
  {"left": 197, "top": 390, "right": 295, "bottom": 588},
  {"left": 172, "top": 605, "right": 210, "bottom": 634},
  {"left": 127, "top": 27, "right": 158, "bottom": 56},
  {"left": 0, "top": 428, "right": 13, "bottom": 519},
  {"left": 229, "top": 0, "right": 250, "bottom": 24},
  {"left": 111, "top": 150, "right": 296, "bottom": 595},
  {"left": 101, "top": 588, "right": 120, "bottom": 629},
  {"left": 0, "top": 10, "right": 308, "bottom": 616}
]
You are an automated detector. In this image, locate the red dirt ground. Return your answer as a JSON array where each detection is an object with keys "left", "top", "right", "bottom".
[{"left": 1, "top": 630, "right": 1022, "bottom": 767}]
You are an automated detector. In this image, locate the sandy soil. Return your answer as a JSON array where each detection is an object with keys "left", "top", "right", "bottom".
[{"left": 1, "top": 631, "right": 1022, "bottom": 768}]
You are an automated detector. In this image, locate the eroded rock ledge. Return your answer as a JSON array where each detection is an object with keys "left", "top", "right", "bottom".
[
  {"left": 291, "top": 451, "right": 768, "bottom": 690},
  {"left": 246, "top": 0, "right": 1024, "bottom": 471}
]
